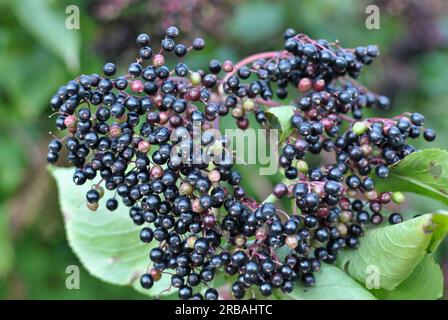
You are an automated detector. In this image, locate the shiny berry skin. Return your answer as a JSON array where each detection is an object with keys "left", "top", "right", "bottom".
[
  {"left": 140, "top": 273, "right": 154, "bottom": 289},
  {"left": 165, "top": 26, "right": 179, "bottom": 38},
  {"left": 231, "top": 282, "right": 245, "bottom": 299},
  {"left": 106, "top": 198, "right": 118, "bottom": 211},
  {"left": 204, "top": 288, "right": 219, "bottom": 300},
  {"left": 139, "top": 227, "right": 154, "bottom": 243},
  {"left": 423, "top": 128, "right": 436, "bottom": 141},
  {"left": 302, "top": 273, "right": 315, "bottom": 286},
  {"left": 178, "top": 286, "right": 193, "bottom": 300},
  {"left": 375, "top": 165, "right": 389, "bottom": 178},
  {"left": 410, "top": 113, "right": 425, "bottom": 126},
  {"left": 273, "top": 183, "right": 288, "bottom": 198},
  {"left": 192, "top": 38, "right": 205, "bottom": 50},
  {"left": 47, "top": 152, "right": 59, "bottom": 164},
  {"left": 48, "top": 139, "right": 62, "bottom": 152},
  {"left": 103, "top": 63, "right": 116, "bottom": 76},
  {"left": 86, "top": 189, "right": 100, "bottom": 203},
  {"left": 259, "top": 282, "right": 273, "bottom": 296},
  {"left": 131, "top": 80, "right": 144, "bottom": 93},
  {"left": 389, "top": 213, "right": 403, "bottom": 225},
  {"left": 136, "top": 33, "right": 150, "bottom": 46},
  {"left": 231, "top": 250, "right": 248, "bottom": 267}
]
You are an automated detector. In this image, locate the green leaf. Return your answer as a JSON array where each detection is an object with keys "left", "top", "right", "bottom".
[
  {"left": 280, "top": 264, "right": 376, "bottom": 300},
  {"left": 337, "top": 212, "right": 448, "bottom": 290},
  {"left": 375, "top": 149, "right": 448, "bottom": 205},
  {"left": 8, "top": 0, "right": 80, "bottom": 71},
  {"left": 372, "top": 255, "right": 443, "bottom": 300},
  {"left": 265, "top": 106, "right": 295, "bottom": 142},
  {"left": 430, "top": 213, "right": 448, "bottom": 251},
  {"left": 50, "top": 166, "right": 172, "bottom": 298}
]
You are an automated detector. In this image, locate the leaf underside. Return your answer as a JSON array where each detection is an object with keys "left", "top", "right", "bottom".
[
  {"left": 337, "top": 212, "right": 448, "bottom": 291},
  {"left": 375, "top": 149, "right": 448, "bottom": 205},
  {"left": 265, "top": 106, "right": 295, "bottom": 142},
  {"left": 371, "top": 254, "right": 443, "bottom": 300},
  {"left": 51, "top": 167, "right": 172, "bottom": 298}
]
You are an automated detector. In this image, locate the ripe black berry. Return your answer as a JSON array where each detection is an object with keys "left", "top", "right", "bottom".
[
  {"left": 178, "top": 285, "right": 193, "bottom": 300},
  {"left": 389, "top": 213, "right": 403, "bottom": 225},
  {"left": 46, "top": 27, "right": 437, "bottom": 300},
  {"left": 139, "top": 227, "right": 154, "bottom": 243},
  {"left": 103, "top": 63, "right": 117, "bottom": 76},
  {"left": 140, "top": 273, "right": 154, "bottom": 289},
  {"left": 86, "top": 189, "right": 100, "bottom": 203},
  {"left": 192, "top": 38, "right": 205, "bottom": 50},
  {"left": 136, "top": 33, "right": 151, "bottom": 46},
  {"left": 106, "top": 198, "right": 118, "bottom": 211},
  {"left": 205, "top": 288, "right": 218, "bottom": 300}
]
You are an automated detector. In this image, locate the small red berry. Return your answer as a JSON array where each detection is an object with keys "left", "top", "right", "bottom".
[
  {"left": 298, "top": 78, "right": 312, "bottom": 92},
  {"left": 222, "top": 60, "right": 234, "bottom": 72},
  {"left": 137, "top": 140, "right": 151, "bottom": 153},
  {"left": 313, "top": 79, "right": 325, "bottom": 91},
  {"left": 187, "top": 87, "right": 201, "bottom": 101},
  {"left": 150, "top": 268, "right": 161, "bottom": 281},
  {"left": 109, "top": 124, "right": 122, "bottom": 138},
  {"left": 153, "top": 54, "right": 165, "bottom": 67},
  {"left": 237, "top": 117, "right": 249, "bottom": 130},
  {"left": 64, "top": 115, "right": 77, "bottom": 128},
  {"left": 131, "top": 80, "right": 144, "bottom": 93},
  {"left": 273, "top": 183, "right": 287, "bottom": 198},
  {"left": 203, "top": 214, "right": 216, "bottom": 229},
  {"left": 321, "top": 118, "right": 334, "bottom": 132}
]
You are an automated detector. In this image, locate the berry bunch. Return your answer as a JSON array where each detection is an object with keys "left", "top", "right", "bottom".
[{"left": 47, "top": 27, "right": 436, "bottom": 300}]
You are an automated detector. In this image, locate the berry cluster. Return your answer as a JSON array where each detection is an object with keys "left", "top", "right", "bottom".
[{"left": 47, "top": 27, "right": 436, "bottom": 300}]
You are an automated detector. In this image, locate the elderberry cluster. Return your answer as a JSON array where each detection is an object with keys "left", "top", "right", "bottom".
[{"left": 47, "top": 27, "right": 436, "bottom": 300}]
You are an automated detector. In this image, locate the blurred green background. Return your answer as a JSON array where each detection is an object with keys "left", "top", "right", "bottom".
[{"left": 0, "top": 0, "right": 447, "bottom": 299}]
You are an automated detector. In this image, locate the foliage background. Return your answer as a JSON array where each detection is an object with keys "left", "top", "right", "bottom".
[{"left": 0, "top": 0, "right": 447, "bottom": 299}]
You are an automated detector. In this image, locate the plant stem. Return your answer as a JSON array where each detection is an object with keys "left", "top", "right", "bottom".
[
  {"left": 262, "top": 193, "right": 278, "bottom": 204},
  {"left": 262, "top": 177, "right": 290, "bottom": 204},
  {"left": 339, "top": 113, "right": 356, "bottom": 123},
  {"left": 223, "top": 51, "right": 289, "bottom": 82}
]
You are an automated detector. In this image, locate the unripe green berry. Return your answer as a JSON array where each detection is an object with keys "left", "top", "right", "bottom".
[
  {"left": 242, "top": 99, "right": 255, "bottom": 112},
  {"left": 297, "top": 160, "right": 309, "bottom": 173},
  {"left": 180, "top": 182, "right": 194, "bottom": 195},
  {"left": 187, "top": 236, "right": 197, "bottom": 249},
  {"left": 189, "top": 72, "right": 202, "bottom": 86},
  {"left": 392, "top": 191, "right": 405, "bottom": 204},
  {"left": 352, "top": 121, "right": 368, "bottom": 135}
]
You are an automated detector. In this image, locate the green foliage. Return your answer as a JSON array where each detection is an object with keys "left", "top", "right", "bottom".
[
  {"left": 372, "top": 255, "right": 443, "bottom": 300},
  {"left": 7, "top": 0, "right": 80, "bottom": 71},
  {"left": 375, "top": 149, "right": 448, "bottom": 205},
  {"left": 337, "top": 213, "right": 448, "bottom": 291},
  {"left": 279, "top": 265, "right": 376, "bottom": 300},
  {"left": 265, "top": 106, "right": 295, "bottom": 143}
]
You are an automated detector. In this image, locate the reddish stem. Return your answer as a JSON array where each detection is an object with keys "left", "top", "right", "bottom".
[
  {"left": 223, "top": 51, "right": 290, "bottom": 81},
  {"left": 338, "top": 114, "right": 356, "bottom": 123},
  {"left": 255, "top": 98, "right": 282, "bottom": 107}
]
